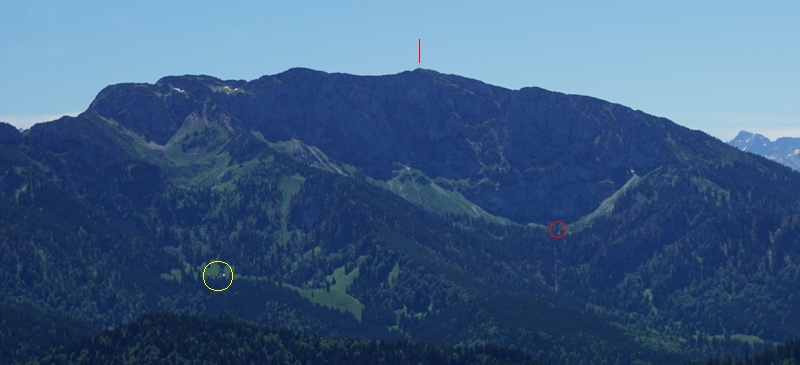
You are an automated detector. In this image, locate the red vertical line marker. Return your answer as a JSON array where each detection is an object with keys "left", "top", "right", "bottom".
[{"left": 418, "top": 38, "right": 420, "bottom": 63}]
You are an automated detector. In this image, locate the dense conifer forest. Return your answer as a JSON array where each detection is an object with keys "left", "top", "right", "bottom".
[
  {"left": 30, "top": 313, "right": 543, "bottom": 365},
  {"left": 688, "top": 338, "right": 800, "bottom": 365},
  {"left": 3, "top": 69, "right": 800, "bottom": 364}
]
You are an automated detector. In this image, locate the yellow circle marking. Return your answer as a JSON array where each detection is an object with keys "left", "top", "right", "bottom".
[{"left": 202, "top": 260, "right": 234, "bottom": 292}]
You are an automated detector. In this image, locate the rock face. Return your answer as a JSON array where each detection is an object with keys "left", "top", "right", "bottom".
[
  {"left": 37, "top": 68, "right": 701, "bottom": 223},
  {"left": 729, "top": 131, "right": 800, "bottom": 171},
  {"left": 0, "top": 122, "right": 22, "bottom": 144}
]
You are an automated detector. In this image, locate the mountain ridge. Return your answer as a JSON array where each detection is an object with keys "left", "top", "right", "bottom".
[
  {"left": 728, "top": 130, "right": 800, "bottom": 171},
  {"left": 41, "top": 68, "right": 708, "bottom": 225},
  {"left": 3, "top": 68, "right": 800, "bottom": 364}
]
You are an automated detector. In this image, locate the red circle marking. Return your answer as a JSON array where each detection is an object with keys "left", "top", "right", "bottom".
[{"left": 548, "top": 221, "right": 567, "bottom": 239}]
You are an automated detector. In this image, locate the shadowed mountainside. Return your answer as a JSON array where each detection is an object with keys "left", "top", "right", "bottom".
[
  {"left": 78, "top": 68, "right": 688, "bottom": 224},
  {"left": 2, "top": 68, "right": 800, "bottom": 364}
]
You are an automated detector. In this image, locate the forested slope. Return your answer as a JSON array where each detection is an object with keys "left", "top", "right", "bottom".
[
  {"left": 2, "top": 69, "right": 800, "bottom": 364},
  {"left": 30, "top": 313, "right": 543, "bottom": 365}
]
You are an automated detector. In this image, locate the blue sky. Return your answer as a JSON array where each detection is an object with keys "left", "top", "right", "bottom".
[{"left": 1, "top": 1, "right": 798, "bottom": 141}]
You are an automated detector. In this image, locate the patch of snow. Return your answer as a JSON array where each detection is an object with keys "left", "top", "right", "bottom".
[
  {"left": 173, "top": 87, "right": 185, "bottom": 93},
  {"left": 145, "top": 141, "right": 167, "bottom": 150}
]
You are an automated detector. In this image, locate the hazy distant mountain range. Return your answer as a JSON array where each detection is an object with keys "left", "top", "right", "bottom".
[
  {"left": 2, "top": 69, "right": 800, "bottom": 364},
  {"left": 728, "top": 131, "right": 800, "bottom": 171}
]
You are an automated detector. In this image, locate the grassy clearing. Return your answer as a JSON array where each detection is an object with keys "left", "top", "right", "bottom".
[
  {"left": 283, "top": 283, "right": 364, "bottom": 321},
  {"left": 276, "top": 174, "right": 305, "bottom": 244},
  {"left": 282, "top": 264, "right": 365, "bottom": 321},
  {"left": 371, "top": 166, "right": 511, "bottom": 224},
  {"left": 202, "top": 262, "right": 232, "bottom": 278},
  {"left": 327, "top": 265, "right": 359, "bottom": 290},
  {"left": 707, "top": 333, "right": 769, "bottom": 346},
  {"left": 161, "top": 261, "right": 236, "bottom": 284},
  {"left": 388, "top": 262, "right": 400, "bottom": 287},
  {"left": 209, "top": 158, "right": 260, "bottom": 191},
  {"left": 573, "top": 174, "right": 641, "bottom": 231},
  {"left": 159, "top": 269, "right": 183, "bottom": 283},
  {"left": 342, "top": 163, "right": 358, "bottom": 176},
  {"left": 690, "top": 176, "right": 731, "bottom": 206},
  {"left": 279, "top": 174, "right": 304, "bottom": 216}
]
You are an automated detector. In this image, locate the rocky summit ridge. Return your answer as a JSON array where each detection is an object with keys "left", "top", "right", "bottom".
[
  {"left": 729, "top": 130, "right": 800, "bottom": 171},
  {"left": 31, "top": 68, "right": 712, "bottom": 224}
]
